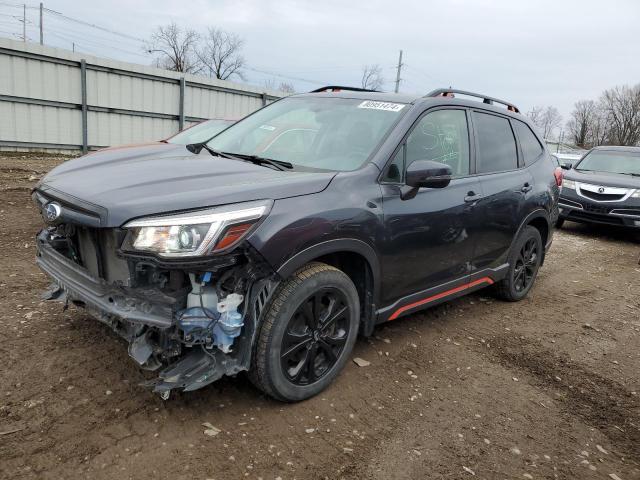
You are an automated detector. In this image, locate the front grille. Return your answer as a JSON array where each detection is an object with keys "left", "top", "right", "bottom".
[
  {"left": 578, "top": 189, "right": 625, "bottom": 202},
  {"left": 45, "top": 225, "right": 131, "bottom": 285}
]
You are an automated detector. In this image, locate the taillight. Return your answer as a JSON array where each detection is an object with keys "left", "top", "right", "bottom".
[{"left": 554, "top": 167, "right": 563, "bottom": 187}]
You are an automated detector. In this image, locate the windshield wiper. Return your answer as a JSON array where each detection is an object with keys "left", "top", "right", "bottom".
[
  {"left": 186, "top": 142, "right": 239, "bottom": 160},
  {"left": 224, "top": 152, "right": 294, "bottom": 171},
  {"left": 188, "top": 143, "right": 293, "bottom": 171}
]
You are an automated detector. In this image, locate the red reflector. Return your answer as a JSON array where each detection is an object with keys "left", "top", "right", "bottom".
[
  {"left": 554, "top": 167, "right": 563, "bottom": 187},
  {"left": 214, "top": 223, "right": 254, "bottom": 251}
]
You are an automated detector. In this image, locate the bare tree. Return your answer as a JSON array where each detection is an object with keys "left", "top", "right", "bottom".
[
  {"left": 599, "top": 84, "right": 640, "bottom": 146},
  {"left": 278, "top": 82, "right": 295, "bottom": 94},
  {"left": 148, "top": 22, "right": 201, "bottom": 73},
  {"left": 567, "top": 100, "right": 597, "bottom": 148},
  {"left": 361, "top": 64, "right": 384, "bottom": 90},
  {"left": 197, "top": 28, "right": 245, "bottom": 80},
  {"left": 527, "top": 106, "right": 562, "bottom": 140},
  {"left": 590, "top": 103, "right": 611, "bottom": 147}
]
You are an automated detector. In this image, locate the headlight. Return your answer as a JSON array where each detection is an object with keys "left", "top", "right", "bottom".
[
  {"left": 122, "top": 200, "right": 272, "bottom": 257},
  {"left": 563, "top": 179, "right": 576, "bottom": 189},
  {"left": 632, "top": 190, "right": 640, "bottom": 198}
]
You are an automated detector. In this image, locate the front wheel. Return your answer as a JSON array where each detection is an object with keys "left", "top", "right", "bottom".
[
  {"left": 249, "top": 262, "right": 360, "bottom": 402},
  {"left": 555, "top": 217, "right": 565, "bottom": 229},
  {"left": 494, "top": 226, "right": 543, "bottom": 302}
]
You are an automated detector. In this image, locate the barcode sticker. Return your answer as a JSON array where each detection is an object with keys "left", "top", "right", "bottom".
[{"left": 357, "top": 101, "right": 405, "bottom": 112}]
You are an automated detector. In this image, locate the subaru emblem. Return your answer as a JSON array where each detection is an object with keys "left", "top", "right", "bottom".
[
  {"left": 44, "top": 202, "right": 62, "bottom": 222},
  {"left": 598, "top": 186, "right": 605, "bottom": 193}
]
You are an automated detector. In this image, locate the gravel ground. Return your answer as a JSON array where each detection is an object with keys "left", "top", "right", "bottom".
[{"left": 1, "top": 153, "right": 639, "bottom": 480}]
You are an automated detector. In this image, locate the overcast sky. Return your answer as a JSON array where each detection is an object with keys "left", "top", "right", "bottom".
[{"left": 3, "top": 0, "right": 639, "bottom": 126}]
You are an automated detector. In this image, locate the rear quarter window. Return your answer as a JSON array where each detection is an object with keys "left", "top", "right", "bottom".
[{"left": 513, "top": 120, "right": 543, "bottom": 166}]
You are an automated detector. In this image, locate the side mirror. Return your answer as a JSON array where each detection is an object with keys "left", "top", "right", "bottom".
[
  {"left": 406, "top": 160, "right": 452, "bottom": 189},
  {"left": 560, "top": 161, "right": 572, "bottom": 170}
]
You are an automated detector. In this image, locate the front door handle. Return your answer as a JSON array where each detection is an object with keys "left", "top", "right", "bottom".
[
  {"left": 521, "top": 183, "right": 533, "bottom": 193},
  {"left": 464, "top": 191, "right": 482, "bottom": 203}
]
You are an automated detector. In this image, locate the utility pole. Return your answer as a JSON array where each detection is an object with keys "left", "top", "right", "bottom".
[
  {"left": 39, "top": 2, "right": 43, "bottom": 45},
  {"left": 557, "top": 130, "right": 564, "bottom": 153},
  {"left": 394, "top": 49, "right": 403, "bottom": 93},
  {"left": 22, "top": 4, "right": 26, "bottom": 41}
]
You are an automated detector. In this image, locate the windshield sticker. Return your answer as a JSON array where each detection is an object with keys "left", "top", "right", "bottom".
[
  {"left": 259, "top": 124, "right": 276, "bottom": 131},
  {"left": 357, "top": 101, "right": 405, "bottom": 112}
]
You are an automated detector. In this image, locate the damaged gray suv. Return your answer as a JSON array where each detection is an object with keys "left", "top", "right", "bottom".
[{"left": 34, "top": 86, "right": 557, "bottom": 401}]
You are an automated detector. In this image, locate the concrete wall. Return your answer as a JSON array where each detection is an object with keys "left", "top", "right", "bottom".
[{"left": 0, "top": 38, "right": 282, "bottom": 152}]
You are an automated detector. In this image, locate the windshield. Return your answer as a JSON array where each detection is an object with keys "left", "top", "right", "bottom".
[
  {"left": 576, "top": 150, "right": 640, "bottom": 176},
  {"left": 168, "top": 119, "right": 234, "bottom": 145},
  {"left": 206, "top": 96, "right": 407, "bottom": 171}
]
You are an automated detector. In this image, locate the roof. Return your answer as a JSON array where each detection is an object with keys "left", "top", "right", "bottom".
[
  {"left": 296, "top": 86, "right": 526, "bottom": 121},
  {"left": 299, "top": 90, "right": 423, "bottom": 104}
]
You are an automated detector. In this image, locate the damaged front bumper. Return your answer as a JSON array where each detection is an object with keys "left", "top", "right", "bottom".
[
  {"left": 36, "top": 232, "right": 176, "bottom": 328},
  {"left": 35, "top": 229, "right": 274, "bottom": 398}
]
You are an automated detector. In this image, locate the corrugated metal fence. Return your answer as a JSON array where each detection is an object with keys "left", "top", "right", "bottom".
[{"left": 0, "top": 38, "right": 283, "bottom": 152}]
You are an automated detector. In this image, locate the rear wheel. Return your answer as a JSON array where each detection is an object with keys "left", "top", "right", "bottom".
[
  {"left": 249, "top": 262, "right": 359, "bottom": 402},
  {"left": 494, "top": 226, "right": 543, "bottom": 302}
]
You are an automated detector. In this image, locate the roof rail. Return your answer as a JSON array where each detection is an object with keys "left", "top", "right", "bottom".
[
  {"left": 311, "top": 85, "right": 379, "bottom": 93},
  {"left": 425, "top": 88, "right": 520, "bottom": 113}
]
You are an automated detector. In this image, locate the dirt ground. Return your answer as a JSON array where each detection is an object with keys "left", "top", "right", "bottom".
[{"left": 1, "top": 153, "right": 639, "bottom": 480}]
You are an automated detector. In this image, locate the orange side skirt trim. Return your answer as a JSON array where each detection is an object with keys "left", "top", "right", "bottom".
[{"left": 388, "top": 277, "right": 494, "bottom": 320}]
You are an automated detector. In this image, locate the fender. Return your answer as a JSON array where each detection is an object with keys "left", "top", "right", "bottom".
[
  {"left": 276, "top": 237, "right": 381, "bottom": 304},
  {"left": 511, "top": 207, "right": 552, "bottom": 259}
]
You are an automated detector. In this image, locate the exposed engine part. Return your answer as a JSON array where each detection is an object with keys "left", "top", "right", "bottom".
[
  {"left": 213, "top": 293, "right": 244, "bottom": 353},
  {"left": 176, "top": 272, "right": 245, "bottom": 354}
]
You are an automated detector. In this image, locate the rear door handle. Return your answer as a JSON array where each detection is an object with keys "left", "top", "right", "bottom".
[
  {"left": 464, "top": 191, "right": 482, "bottom": 203},
  {"left": 521, "top": 183, "right": 533, "bottom": 193}
]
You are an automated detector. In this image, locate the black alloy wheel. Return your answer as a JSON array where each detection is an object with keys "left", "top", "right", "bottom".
[
  {"left": 494, "top": 225, "right": 543, "bottom": 302},
  {"left": 249, "top": 262, "right": 360, "bottom": 402},
  {"left": 513, "top": 237, "right": 538, "bottom": 293},
  {"left": 280, "top": 288, "right": 350, "bottom": 386}
]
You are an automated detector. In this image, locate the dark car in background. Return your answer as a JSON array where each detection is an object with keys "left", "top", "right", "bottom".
[
  {"left": 557, "top": 146, "right": 640, "bottom": 229},
  {"left": 32, "top": 87, "right": 559, "bottom": 402}
]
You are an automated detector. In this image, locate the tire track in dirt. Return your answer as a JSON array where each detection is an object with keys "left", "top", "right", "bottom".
[{"left": 486, "top": 333, "right": 640, "bottom": 463}]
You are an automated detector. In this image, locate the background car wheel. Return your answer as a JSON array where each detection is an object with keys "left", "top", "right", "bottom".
[
  {"left": 555, "top": 218, "right": 565, "bottom": 229},
  {"left": 249, "top": 262, "right": 360, "bottom": 402},
  {"left": 494, "top": 225, "right": 543, "bottom": 302}
]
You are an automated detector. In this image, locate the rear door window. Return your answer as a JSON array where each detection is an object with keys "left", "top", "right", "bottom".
[
  {"left": 473, "top": 112, "right": 518, "bottom": 174},
  {"left": 513, "top": 120, "right": 543, "bottom": 165}
]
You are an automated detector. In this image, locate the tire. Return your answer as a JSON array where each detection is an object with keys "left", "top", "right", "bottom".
[
  {"left": 494, "top": 226, "right": 543, "bottom": 302},
  {"left": 249, "top": 262, "right": 360, "bottom": 402},
  {"left": 555, "top": 217, "right": 565, "bottom": 229}
]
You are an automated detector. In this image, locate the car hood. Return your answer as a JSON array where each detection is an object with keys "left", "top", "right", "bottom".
[
  {"left": 565, "top": 169, "right": 640, "bottom": 189},
  {"left": 37, "top": 147, "right": 336, "bottom": 227}
]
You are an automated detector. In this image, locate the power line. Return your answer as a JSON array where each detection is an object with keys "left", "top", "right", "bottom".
[
  {"left": 246, "top": 66, "right": 329, "bottom": 86},
  {"left": 43, "top": 8, "right": 145, "bottom": 43},
  {"left": 46, "top": 28, "right": 149, "bottom": 59},
  {"left": 404, "top": 64, "right": 449, "bottom": 88},
  {"left": 45, "top": 17, "right": 145, "bottom": 52}
]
